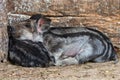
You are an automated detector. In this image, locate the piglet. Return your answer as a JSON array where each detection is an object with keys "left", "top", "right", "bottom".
[{"left": 7, "top": 24, "right": 54, "bottom": 67}]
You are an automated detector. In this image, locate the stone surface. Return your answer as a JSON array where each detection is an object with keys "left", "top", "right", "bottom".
[
  {"left": 0, "top": 61, "right": 120, "bottom": 80},
  {"left": 9, "top": 0, "right": 120, "bottom": 16},
  {"left": 0, "top": 0, "right": 8, "bottom": 62}
]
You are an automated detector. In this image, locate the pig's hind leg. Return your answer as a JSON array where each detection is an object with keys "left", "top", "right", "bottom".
[{"left": 75, "top": 43, "right": 97, "bottom": 64}]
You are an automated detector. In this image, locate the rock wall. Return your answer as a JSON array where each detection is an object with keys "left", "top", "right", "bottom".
[
  {"left": 0, "top": 0, "right": 8, "bottom": 62},
  {"left": 9, "top": 0, "right": 120, "bottom": 16}
]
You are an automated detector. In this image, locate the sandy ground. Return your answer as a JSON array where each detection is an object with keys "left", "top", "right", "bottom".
[{"left": 0, "top": 51, "right": 120, "bottom": 80}]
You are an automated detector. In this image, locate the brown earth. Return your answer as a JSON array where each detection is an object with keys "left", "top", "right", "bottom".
[{"left": 0, "top": 51, "right": 120, "bottom": 80}]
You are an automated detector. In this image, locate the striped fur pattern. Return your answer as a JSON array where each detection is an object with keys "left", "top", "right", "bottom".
[{"left": 7, "top": 24, "right": 54, "bottom": 67}]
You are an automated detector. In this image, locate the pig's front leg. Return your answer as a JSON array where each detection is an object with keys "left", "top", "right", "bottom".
[{"left": 55, "top": 57, "right": 78, "bottom": 66}]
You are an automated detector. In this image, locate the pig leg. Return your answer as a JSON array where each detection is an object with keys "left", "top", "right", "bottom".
[
  {"left": 76, "top": 38, "right": 107, "bottom": 64},
  {"left": 55, "top": 57, "right": 78, "bottom": 66},
  {"left": 75, "top": 43, "right": 94, "bottom": 64}
]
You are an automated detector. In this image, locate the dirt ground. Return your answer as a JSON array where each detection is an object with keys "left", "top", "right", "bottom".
[{"left": 0, "top": 50, "right": 120, "bottom": 80}]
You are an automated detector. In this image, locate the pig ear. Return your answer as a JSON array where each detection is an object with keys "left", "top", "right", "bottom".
[
  {"left": 30, "top": 14, "right": 51, "bottom": 32},
  {"left": 38, "top": 17, "right": 51, "bottom": 26},
  {"left": 37, "top": 17, "right": 51, "bottom": 32}
]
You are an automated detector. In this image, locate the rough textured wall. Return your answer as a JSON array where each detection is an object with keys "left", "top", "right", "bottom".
[
  {"left": 0, "top": 0, "right": 8, "bottom": 62},
  {"left": 7, "top": 0, "right": 120, "bottom": 46},
  {"left": 9, "top": 0, "right": 120, "bottom": 16}
]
